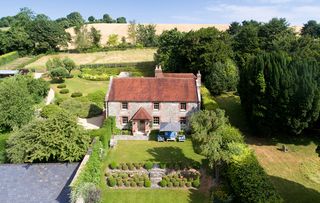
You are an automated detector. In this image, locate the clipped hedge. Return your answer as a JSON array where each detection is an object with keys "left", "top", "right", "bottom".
[
  {"left": 71, "top": 92, "right": 83, "bottom": 98},
  {"left": 59, "top": 88, "right": 69, "bottom": 94},
  {"left": 228, "top": 148, "right": 283, "bottom": 203},
  {"left": 201, "top": 86, "right": 219, "bottom": 110},
  {"left": 57, "top": 84, "right": 66, "bottom": 89},
  {"left": 0, "top": 51, "right": 19, "bottom": 66},
  {"left": 40, "top": 104, "right": 63, "bottom": 118}
]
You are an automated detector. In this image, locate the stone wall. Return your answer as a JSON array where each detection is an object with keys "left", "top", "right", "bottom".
[{"left": 106, "top": 101, "right": 199, "bottom": 129}]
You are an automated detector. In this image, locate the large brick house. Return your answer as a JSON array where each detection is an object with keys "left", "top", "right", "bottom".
[{"left": 105, "top": 66, "right": 201, "bottom": 135}]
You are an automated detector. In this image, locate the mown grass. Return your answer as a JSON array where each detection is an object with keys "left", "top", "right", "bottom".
[
  {"left": 215, "top": 92, "right": 320, "bottom": 203},
  {"left": 101, "top": 188, "right": 209, "bottom": 203},
  {"left": 0, "top": 133, "right": 10, "bottom": 163}
]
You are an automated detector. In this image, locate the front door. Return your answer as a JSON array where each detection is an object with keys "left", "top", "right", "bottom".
[{"left": 138, "top": 120, "right": 145, "bottom": 132}]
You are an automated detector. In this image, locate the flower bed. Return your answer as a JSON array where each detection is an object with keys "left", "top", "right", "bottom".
[
  {"left": 159, "top": 170, "right": 201, "bottom": 188},
  {"left": 106, "top": 172, "right": 151, "bottom": 188}
]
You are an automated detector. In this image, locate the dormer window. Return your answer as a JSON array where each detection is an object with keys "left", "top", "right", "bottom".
[
  {"left": 153, "top": 102, "right": 160, "bottom": 110},
  {"left": 180, "top": 103, "right": 187, "bottom": 111},
  {"left": 122, "top": 102, "right": 128, "bottom": 110}
]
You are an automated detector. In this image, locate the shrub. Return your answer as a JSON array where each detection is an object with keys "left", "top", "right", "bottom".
[
  {"left": 167, "top": 182, "right": 173, "bottom": 187},
  {"left": 179, "top": 181, "right": 185, "bottom": 187},
  {"left": 86, "top": 90, "right": 105, "bottom": 108},
  {"left": 159, "top": 180, "right": 167, "bottom": 187},
  {"left": 201, "top": 86, "right": 219, "bottom": 110},
  {"left": 138, "top": 181, "right": 144, "bottom": 187},
  {"left": 127, "top": 163, "right": 134, "bottom": 170},
  {"left": 59, "top": 88, "right": 69, "bottom": 94},
  {"left": 49, "top": 67, "right": 68, "bottom": 80},
  {"left": 109, "top": 161, "right": 117, "bottom": 169},
  {"left": 192, "top": 178, "right": 200, "bottom": 188},
  {"left": 173, "top": 181, "right": 179, "bottom": 187},
  {"left": 40, "top": 104, "right": 64, "bottom": 118},
  {"left": 159, "top": 163, "right": 166, "bottom": 169},
  {"left": 144, "top": 180, "right": 151, "bottom": 187},
  {"left": 57, "top": 84, "right": 66, "bottom": 88},
  {"left": 130, "top": 182, "right": 137, "bottom": 187},
  {"left": 120, "top": 173, "right": 128, "bottom": 179},
  {"left": 108, "top": 177, "right": 116, "bottom": 187},
  {"left": 133, "top": 163, "right": 141, "bottom": 169},
  {"left": 144, "top": 161, "right": 153, "bottom": 170},
  {"left": 122, "top": 163, "right": 128, "bottom": 170},
  {"left": 186, "top": 182, "right": 191, "bottom": 187},
  {"left": 124, "top": 180, "right": 130, "bottom": 187},
  {"left": 117, "top": 180, "right": 123, "bottom": 187},
  {"left": 71, "top": 92, "right": 83, "bottom": 98}
]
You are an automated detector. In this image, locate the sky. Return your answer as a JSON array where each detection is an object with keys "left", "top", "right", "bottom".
[{"left": 1, "top": 0, "right": 320, "bottom": 25}]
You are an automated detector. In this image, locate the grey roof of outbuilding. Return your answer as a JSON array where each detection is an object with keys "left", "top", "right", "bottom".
[
  {"left": 0, "top": 163, "right": 79, "bottom": 203},
  {"left": 0, "top": 70, "right": 19, "bottom": 75},
  {"left": 159, "top": 122, "right": 181, "bottom": 132}
]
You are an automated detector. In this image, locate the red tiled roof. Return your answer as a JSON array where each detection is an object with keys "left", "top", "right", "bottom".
[
  {"left": 163, "top": 73, "right": 196, "bottom": 79},
  {"left": 107, "top": 77, "right": 198, "bottom": 102},
  {"left": 131, "top": 107, "right": 152, "bottom": 120}
]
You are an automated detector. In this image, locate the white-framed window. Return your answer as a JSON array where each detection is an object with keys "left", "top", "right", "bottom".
[
  {"left": 153, "top": 117, "right": 160, "bottom": 125},
  {"left": 153, "top": 102, "right": 160, "bottom": 110},
  {"left": 122, "top": 116, "right": 128, "bottom": 125},
  {"left": 180, "top": 103, "right": 187, "bottom": 111},
  {"left": 121, "top": 102, "right": 128, "bottom": 110},
  {"left": 180, "top": 117, "right": 187, "bottom": 125}
]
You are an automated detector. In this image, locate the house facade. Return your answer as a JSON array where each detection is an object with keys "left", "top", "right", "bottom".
[{"left": 105, "top": 66, "right": 201, "bottom": 135}]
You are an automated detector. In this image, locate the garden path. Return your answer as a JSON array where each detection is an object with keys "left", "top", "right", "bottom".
[
  {"left": 45, "top": 88, "right": 55, "bottom": 105},
  {"left": 78, "top": 115, "right": 104, "bottom": 130}
]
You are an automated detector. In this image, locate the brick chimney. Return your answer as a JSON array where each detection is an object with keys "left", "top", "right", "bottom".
[
  {"left": 155, "top": 65, "right": 164, "bottom": 78},
  {"left": 196, "top": 71, "right": 201, "bottom": 109}
]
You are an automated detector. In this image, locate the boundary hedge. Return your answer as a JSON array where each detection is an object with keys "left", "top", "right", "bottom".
[
  {"left": 0, "top": 51, "right": 19, "bottom": 66},
  {"left": 79, "top": 61, "right": 155, "bottom": 69},
  {"left": 201, "top": 86, "right": 219, "bottom": 110}
]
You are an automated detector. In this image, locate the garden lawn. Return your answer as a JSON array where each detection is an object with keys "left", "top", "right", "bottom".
[
  {"left": 101, "top": 188, "right": 208, "bottom": 203},
  {"left": 26, "top": 48, "right": 156, "bottom": 70},
  {"left": 52, "top": 76, "right": 109, "bottom": 98},
  {"left": 107, "top": 140, "right": 204, "bottom": 164},
  {"left": 0, "top": 133, "right": 9, "bottom": 163},
  {"left": 215, "top": 92, "right": 320, "bottom": 203}
]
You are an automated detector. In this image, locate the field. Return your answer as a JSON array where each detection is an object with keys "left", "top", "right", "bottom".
[
  {"left": 26, "top": 48, "right": 156, "bottom": 71},
  {"left": 0, "top": 56, "right": 33, "bottom": 70},
  {"left": 215, "top": 92, "right": 320, "bottom": 203},
  {"left": 101, "top": 139, "right": 209, "bottom": 203},
  {"left": 0, "top": 133, "right": 10, "bottom": 163}
]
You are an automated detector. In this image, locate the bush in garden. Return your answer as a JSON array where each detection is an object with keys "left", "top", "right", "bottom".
[
  {"left": 179, "top": 181, "right": 185, "bottom": 187},
  {"left": 144, "top": 161, "right": 153, "bottom": 170},
  {"left": 127, "top": 163, "right": 134, "bottom": 170},
  {"left": 122, "top": 163, "right": 128, "bottom": 170},
  {"left": 109, "top": 161, "right": 117, "bottom": 169},
  {"left": 86, "top": 90, "right": 105, "bottom": 109},
  {"left": 159, "top": 179, "right": 167, "bottom": 187},
  {"left": 133, "top": 163, "right": 140, "bottom": 169},
  {"left": 144, "top": 180, "right": 151, "bottom": 187},
  {"left": 167, "top": 182, "right": 173, "bottom": 187},
  {"left": 71, "top": 92, "right": 83, "bottom": 98},
  {"left": 186, "top": 182, "right": 192, "bottom": 187},
  {"left": 192, "top": 178, "right": 200, "bottom": 188},
  {"left": 59, "top": 88, "right": 69, "bottom": 94},
  {"left": 108, "top": 177, "right": 116, "bottom": 187},
  {"left": 117, "top": 180, "right": 123, "bottom": 187},
  {"left": 159, "top": 163, "right": 166, "bottom": 169},
  {"left": 120, "top": 173, "right": 128, "bottom": 179},
  {"left": 138, "top": 181, "right": 144, "bottom": 187},
  {"left": 173, "top": 181, "right": 179, "bottom": 187},
  {"left": 130, "top": 182, "right": 137, "bottom": 187},
  {"left": 59, "top": 98, "right": 103, "bottom": 118},
  {"left": 40, "top": 104, "right": 64, "bottom": 118},
  {"left": 57, "top": 84, "right": 66, "bottom": 88},
  {"left": 124, "top": 181, "right": 130, "bottom": 187}
]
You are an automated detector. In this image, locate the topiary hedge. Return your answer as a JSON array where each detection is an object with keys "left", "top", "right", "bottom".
[
  {"left": 59, "top": 88, "right": 69, "bottom": 94},
  {"left": 144, "top": 161, "right": 153, "bottom": 170},
  {"left": 57, "top": 84, "right": 66, "bottom": 89},
  {"left": 71, "top": 92, "right": 83, "bottom": 98}
]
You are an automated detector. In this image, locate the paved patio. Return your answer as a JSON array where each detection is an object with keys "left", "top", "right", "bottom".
[{"left": 0, "top": 163, "right": 79, "bottom": 203}]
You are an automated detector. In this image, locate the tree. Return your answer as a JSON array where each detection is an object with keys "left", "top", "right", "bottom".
[
  {"left": 90, "top": 27, "right": 101, "bottom": 47},
  {"left": 128, "top": 20, "right": 137, "bottom": 44},
  {"left": 204, "top": 61, "right": 239, "bottom": 95},
  {"left": 102, "top": 14, "right": 113, "bottom": 23},
  {"left": 0, "top": 77, "right": 34, "bottom": 131},
  {"left": 25, "top": 17, "right": 70, "bottom": 54},
  {"left": 239, "top": 52, "right": 320, "bottom": 134},
  {"left": 23, "top": 76, "right": 50, "bottom": 103},
  {"left": 88, "top": 16, "right": 96, "bottom": 23},
  {"left": 74, "top": 26, "right": 92, "bottom": 51},
  {"left": 116, "top": 17, "right": 127, "bottom": 23},
  {"left": 301, "top": 20, "right": 320, "bottom": 38},
  {"left": 46, "top": 57, "right": 65, "bottom": 71},
  {"left": 49, "top": 67, "right": 68, "bottom": 81},
  {"left": 107, "top": 34, "right": 119, "bottom": 47},
  {"left": 136, "top": 24, "right": 158, "bottom": 47},
  {"left": 56, "top": 17, "right": 71, "bottom": 29},
  {"left": 6, "top": 110, "right": 90, "bottom": 163},
  {"left": 66, "top": 12, "right": 84, "bottom": 27},
  {"left": 63, "top": 57, "right": 77, "bottom": 75},
  {"left": 227, "top": 22, "right": 241, "bottom": 36}
]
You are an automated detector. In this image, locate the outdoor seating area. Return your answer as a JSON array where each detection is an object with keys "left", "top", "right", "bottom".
[{"left": 157, "top": 122, "right": 186, "bottom": 142}]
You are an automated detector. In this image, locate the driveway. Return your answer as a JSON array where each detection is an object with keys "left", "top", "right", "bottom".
[{"left": 0, "top": 163, "right": 79, "bottom": 203}]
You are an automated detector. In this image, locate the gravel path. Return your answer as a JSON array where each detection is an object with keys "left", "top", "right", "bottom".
[
  {"left": 78, "top": 115, "right": 105, "bottom": 130},
  {"left": 34, "top": 72, "right": 44, "bottom": 79},
  {"left": 45, "top": 88, "right": 55, "bottom": 105}
]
